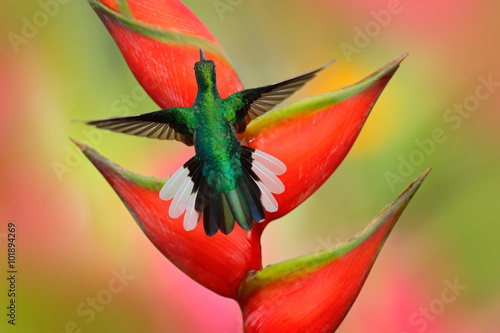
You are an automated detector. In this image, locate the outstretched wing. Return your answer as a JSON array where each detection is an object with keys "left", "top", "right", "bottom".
[
  {"left": 224, "top": 60, "right": 335, "bottom": 133},
  {"left": 84, "top": 107, "right": 195, "bottom": 146}
]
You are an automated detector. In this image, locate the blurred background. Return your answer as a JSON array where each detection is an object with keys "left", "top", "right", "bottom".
[{"left": 1, "top": 0, "right": 499, "bottom": 332}]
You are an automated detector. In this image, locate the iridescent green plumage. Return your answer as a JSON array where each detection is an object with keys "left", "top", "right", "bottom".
[{"left": 85, "top": 50, "right": 333, "bottom": 236}]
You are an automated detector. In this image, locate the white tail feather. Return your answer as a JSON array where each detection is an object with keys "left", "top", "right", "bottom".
[
  {"left": 169, "top": 178, "right": 194, "bottom": 218},
  {"left": 183, "top": 192, "right": 200, "bottom": 231},
  {"left": 252, "top": 149, "right": 286, "bottom": 175},
  {"left": 160, "top": 166, "right": 190, "bottom": 200},
  {"left": 252, "top": 160, "right": 285, "bottom": 194},
  {"left": 256, "top": 180, "right": 278, "bottom": 212}
]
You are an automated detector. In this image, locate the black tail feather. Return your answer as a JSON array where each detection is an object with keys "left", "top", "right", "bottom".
[
  {"left": 225, "top": 185, "right": 253, "bottom": 231},
  {"left": 240, "top": 173, "right": 265, "bottom": 223},
  {"left": 193, "top": 153, "right": 265, "bottom": 236},
  {"left": 169, "top": 145, "right": 283, "bottom": 236},
  {"left": 218, "top": 194, "right": 235, "bottom": 235},
  {"left": 199, "top": 184, "right": 216, "bottom": 237}
]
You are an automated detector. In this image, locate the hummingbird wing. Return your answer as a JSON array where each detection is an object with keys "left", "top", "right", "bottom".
[
  {"left": 224, "top": 60, "right": 335, "bottom": 133},
  {"left": 84, "top": 107, "right": 195, "bottom": 146}
]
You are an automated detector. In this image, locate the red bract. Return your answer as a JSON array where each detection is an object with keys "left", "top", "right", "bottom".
[
  {"left": 81, "top": 0, "right": 429, "bottom": 330},
  {"left": 90, "top": 0, "right": 243, "bottom": 108},
  {"left": 77, "top": 137, "right": 429, "bottom": 329},
  {"left": 241, "top": 55, "right": 407, "bottom": 223},
  {"left": 237, "top": 170, "right": 430, "bottom": 332},
  {"left": 75, "top": 139, "right": 261, "bottom": 298}
]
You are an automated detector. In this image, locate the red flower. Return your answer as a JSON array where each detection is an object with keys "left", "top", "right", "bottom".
[
  {"left": 90, "top": 0, "right": 242, "bottom": 108},
  {"left": 237, "top": 170, "right": 429, "bottom": 332},
  {"left": 78, "top": 0, "right": 430, "bottom": 330}
]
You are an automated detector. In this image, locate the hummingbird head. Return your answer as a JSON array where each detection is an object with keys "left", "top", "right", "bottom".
[{"left": 194, "top": 49, "right": 217, "bottom": 91}]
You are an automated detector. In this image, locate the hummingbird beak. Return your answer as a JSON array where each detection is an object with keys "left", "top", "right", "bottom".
[{"left": 200, "top": 49, "right": 206, "bottom": 61}]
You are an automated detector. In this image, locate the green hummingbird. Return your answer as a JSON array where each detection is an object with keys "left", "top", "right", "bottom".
[{"left": 85, "top": 50, "right": 333, "bottom": 236}]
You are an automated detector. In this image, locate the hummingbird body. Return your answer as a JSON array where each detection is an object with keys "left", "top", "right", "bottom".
[
  {"left": 195, "top": 113, "right": 241, "bottom": 194},
  {"left": 86, "top": 50, "right": 333, "bottom": 236},
  {"left": 182, "top": 59, "right": 244, "bottom": 195}
]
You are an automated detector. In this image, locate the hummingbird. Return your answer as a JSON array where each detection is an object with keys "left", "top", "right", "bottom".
[{"left": 85, "top": 50, "right": 333, "bottom": 236}]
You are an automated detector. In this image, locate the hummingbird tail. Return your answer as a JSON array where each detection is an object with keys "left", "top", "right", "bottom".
[
  {"left": 159, "top": 147, "right": 286, "bottom": 236},
  {"left": 215, "top": 146, "right": 286, "bottom": 235},
  {"left": 239, "top": 146, "right": 286, "bottom": 213}
]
